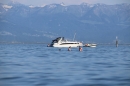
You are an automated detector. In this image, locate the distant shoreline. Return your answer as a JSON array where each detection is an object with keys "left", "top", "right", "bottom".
[
  {"left": 0, "top": 42, "right": 130, "bottom": 46},
  {"left": 0, "top": 42, "right": 49, "bottom": 44}
]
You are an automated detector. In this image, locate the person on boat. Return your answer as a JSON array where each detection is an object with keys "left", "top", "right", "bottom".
[
  {"left": 47, "top": 44, "right": 50, "bottom": 47},
  {"left": 68, "top": 46, "right": 71, "bottom": 51},
  {"left": 79, "top": 46, "right": 82, "bottom": 51}
]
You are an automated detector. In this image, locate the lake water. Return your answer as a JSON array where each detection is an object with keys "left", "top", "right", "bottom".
[{"left": 0, "top": 44, "right": 130, "bottom": 86}]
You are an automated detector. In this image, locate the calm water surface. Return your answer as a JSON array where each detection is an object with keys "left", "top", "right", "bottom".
[{"left": 0, "top": 44, "right": 130, "bottom": 86}]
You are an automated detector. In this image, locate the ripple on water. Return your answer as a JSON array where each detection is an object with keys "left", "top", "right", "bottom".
[
  {"left": 0, "top": 76, "right": 21, "bottom": 81},
  {"left": 0, "top": 44, "right": 130, "bottom": 86}
]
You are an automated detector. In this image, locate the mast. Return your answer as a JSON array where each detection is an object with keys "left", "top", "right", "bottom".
[{"left": 73, "top": 33, "right": 76, "bottom": 41}]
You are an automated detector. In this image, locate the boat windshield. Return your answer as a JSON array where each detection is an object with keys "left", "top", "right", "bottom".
[{"left": 52, "top": 37, "right": 62, "bottom": 43}]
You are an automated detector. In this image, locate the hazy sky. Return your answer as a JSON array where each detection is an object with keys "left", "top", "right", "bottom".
[{"left": 0, "top": 0, "right": 130, "bottom": 6}]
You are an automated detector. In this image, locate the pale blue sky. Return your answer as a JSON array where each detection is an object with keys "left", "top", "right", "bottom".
[{"left": 0, "top": 0, "right": 130, "bottom": 6}]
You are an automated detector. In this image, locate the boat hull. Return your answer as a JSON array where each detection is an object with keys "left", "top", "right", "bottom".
[
  {"left": 50, "top": 43, "right": 83, "bottom": 47},
  {"left": 52, "top": 44, "right": 82, "bottom": 47}
]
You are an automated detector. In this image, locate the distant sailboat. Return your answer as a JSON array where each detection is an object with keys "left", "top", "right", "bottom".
[{"left": 116, "top": 36, "right": 118, "bottom": 47}]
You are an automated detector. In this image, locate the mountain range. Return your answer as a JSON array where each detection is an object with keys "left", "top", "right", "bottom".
[{"left": 0, "top": 2, "right": 130, "bottom": 43}]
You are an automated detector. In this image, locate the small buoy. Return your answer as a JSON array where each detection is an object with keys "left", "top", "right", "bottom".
[{"left": 47, "top": 44, "right": 50, "bottom": 47}]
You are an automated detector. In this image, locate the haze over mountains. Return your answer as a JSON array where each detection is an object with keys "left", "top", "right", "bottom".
[{"left": 0, "top": 2, "right": 130, "bottom": 43}]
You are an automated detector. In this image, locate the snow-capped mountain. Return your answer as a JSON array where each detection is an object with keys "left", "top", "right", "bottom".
[{"left": 0, "top": 2, "right": 130, "bottom": 43}]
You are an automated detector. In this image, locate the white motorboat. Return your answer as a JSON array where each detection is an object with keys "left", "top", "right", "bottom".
[
  {"left": 48, "top": 37, "right": 83, "bottom": 47},
  {"left": 84, "top": 43, "right": 97, "bottom": 47}
]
